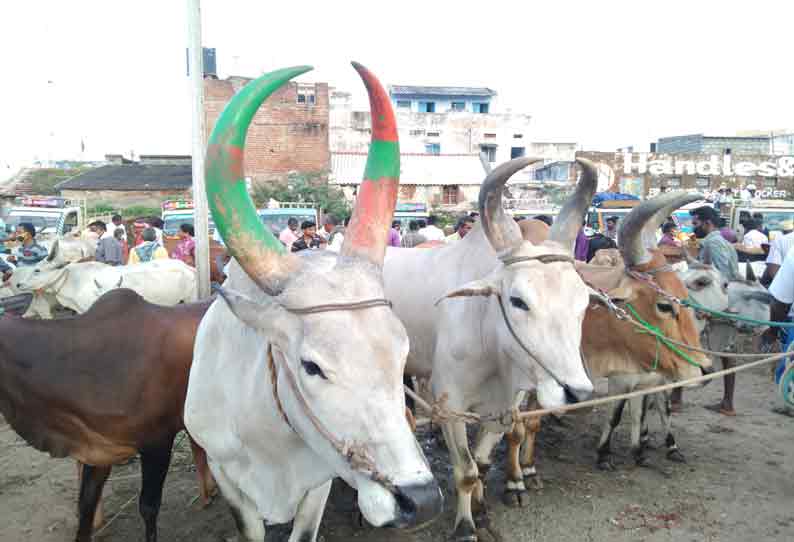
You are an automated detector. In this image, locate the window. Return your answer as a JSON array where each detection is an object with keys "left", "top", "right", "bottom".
[
  {"left": 419, "top": 101, "right": 436, "bottom": 113},
  {"left": 297, "top": 92, "right": 315, "bottom": 105},
  {"left": 425, "top": 143, "right": 440, "bottom": 154},
  {"left": 480, "top": 145, "right": 496, "bottom": 162},
  {"left": 297, "top": 94, "right": 306, "bottom": 103},
  {"left": 442, "top": 186, "right": 459, "bottom": 205},
  {"left": 764, "top": 177, "right": 778, "bottom": 189},
  {"left": 510, "top": 147, "right": 526, "bottom": 159},
  {"left": 409, "top": 129, "right": 425, "bottom": 137},
  {"left": 474, "top": 103, "right": 490, "bottom": 113},
  {"left": 396, "top": 100, "right": 411, "bottom": 109},
  {"left": 427, "top": 131, "right": 440, "bottom": 137},
  {"left": 695, "top": 177, "right": 710, "bottom": 189},
  {"left": 667, "top": 176, "right": 682, "bottom": 188},
  {"left": 451, "top": 101, "right": 465, "bottom": 112}
]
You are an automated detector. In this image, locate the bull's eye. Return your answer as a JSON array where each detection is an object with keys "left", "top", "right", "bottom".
[
  {"left": 693, "top": 278, "right": 711, "bottom": 289},
  {"left": 656, "top": 302, "right": 675, "bottom": 314},
  {"left": 34, "top": 269, "right": 40, "bottom": 273},
  {"left": 510, "top": 296, "right": 529, "bottom": 311},
  {"left": 301, "top": 360, "right": 327, "bottom": 379}
]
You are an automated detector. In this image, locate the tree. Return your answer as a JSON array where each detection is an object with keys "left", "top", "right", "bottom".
[{"left": 251, "top": 171, "right": 351, "bottom": 220}]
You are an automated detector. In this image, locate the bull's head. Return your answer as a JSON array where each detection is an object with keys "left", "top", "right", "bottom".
[
  {"left": 207, "top": 63, "right": 441, "bottom": 528},
  {"left": 597, "top": 192, "right": 713, "bottom": 380},
  {"left": 727, "top": 263, "right": 772, "bottom": 334},
  {"left": 678, "top": 259, "right": 730, "bottom": 335},
  {"left": 440, "top": 157, "right": 598, "bottom": 408}
]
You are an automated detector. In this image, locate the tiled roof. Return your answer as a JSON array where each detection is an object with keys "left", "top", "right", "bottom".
[
  {"left": 331, "top": 152, "right": 489, "bottom": 186},
  {"left": 56, "top": 164, "right": 192, "bottom": 191},
  {"left": 389, "top": 85, "right": 496, "bottom": 97}
]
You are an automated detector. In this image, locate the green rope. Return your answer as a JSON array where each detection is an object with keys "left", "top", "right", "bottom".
[
  {"left": 681, "top": 297, "right": 794, "bottom": 328},
  {"left": 624, "top": 302, "right": 703, "bottom": 369}
]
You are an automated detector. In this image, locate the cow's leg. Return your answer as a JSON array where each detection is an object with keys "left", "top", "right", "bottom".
[
  {"left": 720, "top": 356, "right": 737, "bottom": 416},
  {"left": 211, "top": 463, "right": 265, "bottom": 541},
  {"left": 660, "top": 393, "right": 685, "bottom": 462},
  {"left": 188, "top": 435, "right": 217, "bottom": 507},
  {"left": 75, "top": 464, "right": 111, "bottom": 542},
  {"left": 287, "top": 479, "right": 332, "bottom": 542},
  {"left": 630, "top": 396, "right": 651, "bottom": 467},
  {"left": 442, "top": 420, "right": 493, "bottom": 542},
  {"left": 138, "top": 442, "right": 173, "bottom": 542},
  {"left": 519, "top": 415, "right": 542, "bottom": 489},
  {"left": 471, "top": 427, "right": 503, "bottom": 513},
  {"left": 596, "top": 399, "right": 626, "bottom": 471},
  {"left": 502, "top": 421, "right": 529, "bottom": 507},
  {"left": 76, "top": 461, "right": 106, "bottom": 530}
]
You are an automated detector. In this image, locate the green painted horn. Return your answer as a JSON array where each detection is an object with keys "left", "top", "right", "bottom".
[
  {"left": 340, "top": 62, "right": 400, "bottom": 266},
  {"left": 205, "top": 65, "right": 312, "bottom": 290}
]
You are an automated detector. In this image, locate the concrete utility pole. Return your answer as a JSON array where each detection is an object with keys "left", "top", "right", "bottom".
[{"left": 187, "top": 0, "right": 210, "bottom": 299}]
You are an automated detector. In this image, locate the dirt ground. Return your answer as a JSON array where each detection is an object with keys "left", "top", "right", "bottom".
[{"left": 1, "top": 364, "right": 792, "bottom": 542}]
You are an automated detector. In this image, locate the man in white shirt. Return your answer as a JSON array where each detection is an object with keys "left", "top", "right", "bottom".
[
  {"left": 740, "top": 221, "right": 768, "bottom": 250},
  {"left": 279, "top": 217, "right": 299, "bottom": 248},
  {"left": 762, "top": 220, "right": 794, "bottom": 285},
  {"left": 418, "top": 216, "right": 445, "bottom": 242},
  {"left": 739, "top": 183, "right": 757, "bottom": 203}
]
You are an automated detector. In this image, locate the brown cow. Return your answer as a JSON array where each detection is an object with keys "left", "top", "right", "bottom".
[
  {"left": 0, "top": 289, "right": 216, "bottom": 542},
  {"left": 503, "top": 193, "right": 714, "bottom": 502}
]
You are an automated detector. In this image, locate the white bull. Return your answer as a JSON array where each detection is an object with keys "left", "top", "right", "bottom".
[
  {"left": 185, "top": 64, "right": 442, "bottom": 542},
  {"left": 383, "top": 157, "right": 596, "bottom": 540},
  {"left": 18, "top": 259, "right": 196, "bottom": 313}
]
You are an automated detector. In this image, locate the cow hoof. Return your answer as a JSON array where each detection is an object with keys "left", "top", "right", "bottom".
[
  {"left": 667, "top": 449, "right": 686, "bottom": 463},
  {"left": 451, "top": 521, "right": 478, "bottom": 542},
  {"left": 524, "top": 474, "right": 543, "bottom": 490},
  {"left": 475, "top": 525, "right": 503, "bottom": 542},
  {"left": 503, "top": 488, "right": 530, "bottom": 508},
  {"left": 597, "top": 458, "right": 615, "bottom": 471},
  {"left": 635, "top": 456, "right": 652, "bottom": 468}
]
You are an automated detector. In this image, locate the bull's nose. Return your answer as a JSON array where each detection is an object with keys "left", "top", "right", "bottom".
[
  {"left": 388, "top": 479, "right": 443, "bottom": 529},
  {"left": 563, "top": 384, "right": 593, "bottom": 404}
]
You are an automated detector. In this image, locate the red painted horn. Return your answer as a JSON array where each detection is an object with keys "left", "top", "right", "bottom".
[{"left": 340, "top": 62, "right": 399, "bottom": 266}]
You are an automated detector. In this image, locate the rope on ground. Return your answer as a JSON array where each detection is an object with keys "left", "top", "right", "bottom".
[{"left": 93, "top": 493, "right": 138, "bottom": 537}]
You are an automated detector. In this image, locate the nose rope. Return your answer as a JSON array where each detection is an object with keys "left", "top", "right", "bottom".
[
  {"left": 263, "top": 298, "right": 398, "bottom": 495},
  {"left": 498, "top": 253, "right": 589, "bottom": 395}
]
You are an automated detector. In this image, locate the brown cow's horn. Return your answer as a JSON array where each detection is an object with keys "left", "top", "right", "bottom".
[
  {"left": 479, "top": 157, "right": 542, "bottom": 257},
  {"left": 620, "top": 192, "right": 703, "bottom": 267},
  {"left": 548, "top": 158, "right": 598, "bottom": 253},
  {"left": 746, "top": 261, "right": 758, "bottom": 282},
  {"left": 340, "top": 63, "right": 399, "bottom": 266}
]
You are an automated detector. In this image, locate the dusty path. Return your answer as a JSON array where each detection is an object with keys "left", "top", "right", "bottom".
[{"left": 1, "top": 364, "right": 792, "bottom": 541}]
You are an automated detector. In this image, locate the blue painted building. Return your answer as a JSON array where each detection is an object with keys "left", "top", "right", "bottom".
[{"left": 388, "top": 85, "right": 497, "bottom": 114}]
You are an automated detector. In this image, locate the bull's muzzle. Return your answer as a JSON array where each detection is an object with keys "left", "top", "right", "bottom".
[
  {"left": 563, "top": 384, "right": 593, "bottom": 404},
  {"left": 387, "top": 479, "right": 443, "bottom": 529}
]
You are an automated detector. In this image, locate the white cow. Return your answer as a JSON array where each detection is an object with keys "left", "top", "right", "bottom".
[
  {"left": 18, "top": 259, "right": 196, "bottom": 313},
  {"left": 185, "top": 64, "right": 442, "bottom": 542},
  {"left": 2, "top": 265, "right": 57, "bottom": 319},
  {"left": 383, "top": 157, "right": 596, "bottom": 540}
]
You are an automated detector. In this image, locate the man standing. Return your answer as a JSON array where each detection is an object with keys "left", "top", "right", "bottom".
[
  {"left": 445, "top": 216, "right": 474, "bottom": 243},
  {"left": 291, "top": 221, "right": 326, "bottom": 252},
  {"left": 740, "top": 183, "right": 757, "bottom": 203},
  {"left": 418, "top": 216, "right": 445, "bottom": 242},
  {"left": 388, "top": 221, "right": 402, "bottom": 247},
  {"left": 279, "top": 217, "right": 300, "bottom": 248},
  {"left": 91, "top": 221, "right": 124, "bottom": 266},
  {"left": 401, "top": 220, "right": 427, "bottom": 248},
  {"left": 128, "top": 228, "right": 169, "bottom": 264},
  {"left": 7, "top": 223, "right": 48, "bottom": 268},
  {"left": 764, "top": 251, "right": 794, "bottom": 399},
  {"left": 677, "top": 205, "right": 741, "bottom": 416},
  {"left": 762, "top": 220, "right": 794, "bottom": 285}
]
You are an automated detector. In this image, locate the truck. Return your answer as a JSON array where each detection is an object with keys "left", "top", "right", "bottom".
[{"left": 3, "top": 196, "right": 114, "bottom": 247}]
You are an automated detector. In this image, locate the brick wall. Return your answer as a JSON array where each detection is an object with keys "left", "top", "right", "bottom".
[{"left": 204, "top": 77, "right": 330, "bottom": 185}]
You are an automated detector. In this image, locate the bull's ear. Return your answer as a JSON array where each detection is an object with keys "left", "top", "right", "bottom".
[
  {"left": 217, "top": 289, "right": 302, "bottom": 354},
  {"left": 436, "top": 276, "right": 500, "bottom": 306}
]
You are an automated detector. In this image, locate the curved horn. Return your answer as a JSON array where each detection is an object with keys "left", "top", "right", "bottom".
[
  {"left": 548, "top": 157, "right": 598, "bottom": 252},
  {"left": 206, "top": 65, "right": 312, "bottom": 292},
  {"left": 478, "top": 157, "right": 542, "bottom": 256},
  {"left": 340, "top": 62, "right": 399, "bottom": 266},
  {"left": 116, "top": 275, "right": 123, "bottom": 288},
  {"left": 619, "top": 191, "right": 703, "bottom": 267}
]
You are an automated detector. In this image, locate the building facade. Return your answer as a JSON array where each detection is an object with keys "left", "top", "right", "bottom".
[
  {"left": 204, "top": 76, "right": 330, "bottom": 185},
  {"left": 656, "top": 134, "right": 771, "bottom": 155},
  {"left": 570, "top": 151, "right": 794, "bottom": 199}
]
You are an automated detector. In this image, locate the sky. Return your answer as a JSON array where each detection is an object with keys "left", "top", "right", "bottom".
[{"left": 1, "top": 0, "right": 792, "bottom": 171}]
